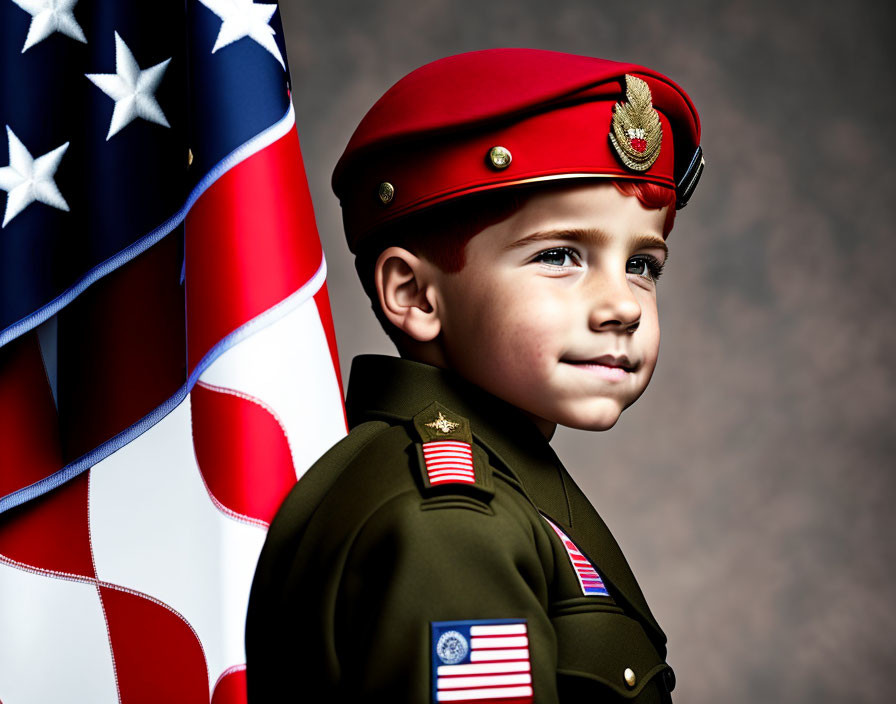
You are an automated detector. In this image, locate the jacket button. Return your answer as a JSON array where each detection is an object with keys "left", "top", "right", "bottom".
[
  {"left": 623, "top": 667, "right": 637, "bottom": 688},
  {"left": 377, "top": 181, "right": 395, "bottom": 204},
  {"left": 663, "top": 667, "right": 676, "bottom": 692}
]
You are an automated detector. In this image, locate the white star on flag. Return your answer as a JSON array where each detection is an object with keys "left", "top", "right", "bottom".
[
  {"left": 0, "top": 126, "right": 70, "bottom": 228},
  {"left": 198, "top": 0, "right": 285, "bottom": 70},
  {"left": 10, "top": 0, "right": 87, "bottom": 53},
  {"left": 86, "top": 32, "right": 172, "bottom": 141}
]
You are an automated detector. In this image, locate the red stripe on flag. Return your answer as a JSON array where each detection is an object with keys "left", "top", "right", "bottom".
[
  {"left": 100, "top": 584, "right": 209, "bottom": 704},
  {"left": 211, "top": 665, "right": 247, "bottom": 704},
  {"left": 313, "top": 283, "right": 347, "bottom": 431},
  {"left": 0, "top": 331, "right": 63, "bottom": 496},
  {"left": 191, "top": 382, "right": 298, "bottom": 525},
  {"left": 313, "top": 283, "right": 345, "bottom": 399},
  {"left": 185, "top": 129, "right": 323, "bottom": 372},
  {"left": 0, "top": 471, "right": 95, "bottom": 578},
  {"left": 441, "top": 698, "right": 532, "bottom": 704},
  {"left": 57, "top": 230, "right": 186, "bottom": 460}
]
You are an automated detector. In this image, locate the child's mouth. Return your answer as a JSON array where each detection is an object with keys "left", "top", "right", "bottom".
[
  {"left": 562, "top": 355, "right": 636, "bottom": 381},
  {"left": 564, "top": 361, "right": 631, "bottom": 381}
]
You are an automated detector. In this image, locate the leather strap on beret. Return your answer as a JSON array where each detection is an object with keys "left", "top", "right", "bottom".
[{"left": 675, "top": 145, "right": 705, "bottom": 210}]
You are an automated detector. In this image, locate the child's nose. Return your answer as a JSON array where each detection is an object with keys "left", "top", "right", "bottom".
[{"left": 586, "top": 272, "right": 642, "bottom": 333}]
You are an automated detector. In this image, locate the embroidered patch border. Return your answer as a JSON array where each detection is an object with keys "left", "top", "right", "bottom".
[
  {"left": 542, "top": 515, "right": 610, "bottom": 597},
  {"left": 431, "top": 618, "right": 533, "bottom": 703}
]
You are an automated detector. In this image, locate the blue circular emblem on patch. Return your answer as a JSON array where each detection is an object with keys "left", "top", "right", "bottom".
[{"left": 436, "top": 630, "right": 469, "bottom": 664}]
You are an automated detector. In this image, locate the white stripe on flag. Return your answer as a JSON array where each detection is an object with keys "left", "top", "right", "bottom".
[
  {"left": 437, "top": 661, "right": 531, "bottom": 676},
  {"left": 470, "top": 636, "right": 529, "bottom": 649},
  {"left": 438, "top": 673, "right": 532, "bottom": 689},
  {"left": 470, "top": 624, "right": 528, "bottom": 636},
  {"left": 89, "top": 398, "right": 268, "bottom": 685},
  {"left": 0, "top": 562, "right": 119, "bottom": 703},
  {"left": 470, "top": 648, "right": 530, "bottom": 662},
  {"left": 198, "top": 292, "right": 346, "bottom": 480},
  {"left": 437, "top": 685, "right": 534, "bottom": 701}
]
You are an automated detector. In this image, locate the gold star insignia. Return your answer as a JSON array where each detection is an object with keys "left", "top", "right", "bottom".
[{"left": 425, "top": 412, "right": 460, "bottom": 434}]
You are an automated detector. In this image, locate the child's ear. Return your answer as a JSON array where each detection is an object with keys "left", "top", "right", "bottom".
[{"left": 375, "top": 246, "right": 442, "bottom": 342}]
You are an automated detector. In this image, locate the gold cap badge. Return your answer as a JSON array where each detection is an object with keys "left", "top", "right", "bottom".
[{"left": 609, "top": 75, "right": 662, "bottom": 172}]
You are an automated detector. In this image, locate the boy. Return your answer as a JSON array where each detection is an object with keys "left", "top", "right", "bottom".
[{"left": 246, "top": 48, "right": 704, "bottom": 703}]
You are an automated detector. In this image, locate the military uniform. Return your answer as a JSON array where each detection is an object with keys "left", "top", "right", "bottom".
[
  {"left": 247, "top": 48, "right": 703, "bottom": 703},
  {"left": 246, "top": 355, "right": 676, "bottom": 703}
]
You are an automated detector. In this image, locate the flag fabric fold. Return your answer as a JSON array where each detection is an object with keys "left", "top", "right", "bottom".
[{"left": 0, "top": 1, "right": 347, "bottom": 701}]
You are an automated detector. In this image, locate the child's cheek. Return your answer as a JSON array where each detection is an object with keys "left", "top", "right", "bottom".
[{"left": 500, "top": 313, "right": 562, "bottom": 382}]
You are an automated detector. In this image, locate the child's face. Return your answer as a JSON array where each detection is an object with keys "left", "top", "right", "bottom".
[{"left": 433, "top": 182, "right": 669, "bottom": 434}]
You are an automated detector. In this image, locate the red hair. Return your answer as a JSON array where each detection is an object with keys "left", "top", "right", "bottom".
[{"left": 612, "top": 179, "right": 677, "bottom": 236}]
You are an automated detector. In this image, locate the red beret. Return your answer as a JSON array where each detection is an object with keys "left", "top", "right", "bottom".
[{"left": 333, "top": 48, "right": 704, "bottom": 253}]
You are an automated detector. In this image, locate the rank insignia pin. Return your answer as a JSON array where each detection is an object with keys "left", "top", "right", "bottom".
[
  {"left": 609, "top": 74, "right": 662, "bottom": 172},
  {"left": 425, "top": 411, "right": 460, "bottom": 434}
]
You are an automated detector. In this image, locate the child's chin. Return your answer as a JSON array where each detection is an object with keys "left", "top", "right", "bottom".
[
  {"left": 552, "top": 400, "right": 625, "bottom": 432},
  {"left": 563, "top": 416, "right": 621, "bottom": 432}
]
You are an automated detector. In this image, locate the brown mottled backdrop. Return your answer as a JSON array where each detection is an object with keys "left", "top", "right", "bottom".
[{"left": 279, "top": 1, "right": 896, "bottom": 701}]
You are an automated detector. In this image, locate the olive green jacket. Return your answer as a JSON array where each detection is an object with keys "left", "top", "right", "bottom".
[{"left": 246, "top": 355, "right": 675, "bottom": 703}]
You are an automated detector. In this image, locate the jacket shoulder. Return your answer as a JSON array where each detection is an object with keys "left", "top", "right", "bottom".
[
  {"left": 266, "top": 419, "right": 391, "bottom": 534},
  {"left": 404, "top": 400, "right": 496, "bottom": 504},
  {"left": 306, "top": 400, "right": 499, "bottom": 513}
]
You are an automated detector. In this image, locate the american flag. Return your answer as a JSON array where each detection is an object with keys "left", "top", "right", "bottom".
[
  {"left": 542, "top": 515, "right": 610, "bottom": 597},
  {"left": 431, "top": 619, "right": 534, "bottom": 703},
  {"left": 0, "top": 1, "right": 347, "bottom": 702}
]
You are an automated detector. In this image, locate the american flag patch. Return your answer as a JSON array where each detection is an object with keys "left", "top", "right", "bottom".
[
  {"left": 423, "top": 440, "right": 476, "bottom": 486},
  {"left": 431, "top": 619, "right": 533, "bottom": 703},
  {"left": 542, "top": 516, "right": 610, "bottom": 597}
]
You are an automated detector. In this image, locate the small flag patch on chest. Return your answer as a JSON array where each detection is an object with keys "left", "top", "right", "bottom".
[
  {"left": 423, "top": 440, "right": 476, "bottom": 486},
  {"left": 431, "top": 619, "right": 533, "bottom": 703},
  {"left": 542, "top": 516, "right": 610, "bottom": 597}
]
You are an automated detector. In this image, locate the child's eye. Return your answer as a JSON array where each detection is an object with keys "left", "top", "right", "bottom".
[
  {"left": 532, "top": 247, "right": 581, "bottom": 268},
  {"left": 627, "top": 254, "right": 665, "bottom": 282}
]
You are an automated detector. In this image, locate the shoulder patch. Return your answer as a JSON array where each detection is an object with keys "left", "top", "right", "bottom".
[
  {"left": 422, "top": 440, "right": 476, "bottom": 486},
  {"left": 411, "top": 402, "right": 493, "bottom": 501},
  {"left": 430, "top": 618, "right": 533, "bottom": 703}
]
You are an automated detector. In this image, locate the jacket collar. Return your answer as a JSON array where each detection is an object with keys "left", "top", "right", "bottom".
[
  {"left": 346, "top": 355, "right": 570, "bottom": 514},
  {"left": 344, "top": 354, "right": 666, "bottom": 649}
]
